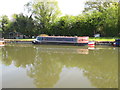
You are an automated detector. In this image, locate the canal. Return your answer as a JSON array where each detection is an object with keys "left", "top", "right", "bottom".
[{"left": 0, "top": 44, "right": 118, "bottom": 88}]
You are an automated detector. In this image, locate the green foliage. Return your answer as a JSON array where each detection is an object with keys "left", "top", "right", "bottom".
[
  {"left": 49, "top": 1, "right": 118, "bottom": 37},
  {"left": 0, "top": 15, "right": 9, "bottom": 37},
  {"left": 25, "top": 0, "right": 61, "bottom": 35},
  {"left": 82, "top": 0, "right": 119, "bottom": 37},
  {"left": 11, "top": 13, "right": 35, "bottom": 37},
  {"left": 0, "top": 0, "right": 119, "bottom": 38},
  {"left": 83, "top": 0, "right": 118, "bottom": 13}
]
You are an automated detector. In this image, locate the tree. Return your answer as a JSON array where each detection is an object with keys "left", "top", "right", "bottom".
[
  {"left": 83, "top": 0, "right": 118, "bottom": 13},
  {"left": 0, "top": 15, "right": 9, "bottom": 37},
  {"left": 25, "top": 0, "right": 61, "bottom": 35},
  {"left": 11, "top": 13, "right": 35, "bottom": 37},
  {"left": 82, "top": 0, "right": 119, "bottom": 37},
  {"left": 105, "top": 5, "right": 118, "bottom": 36}
]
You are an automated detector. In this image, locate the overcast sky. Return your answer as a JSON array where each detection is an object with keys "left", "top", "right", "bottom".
[{"left": 0, "top": 0, "right": 86, "bottom": 19}]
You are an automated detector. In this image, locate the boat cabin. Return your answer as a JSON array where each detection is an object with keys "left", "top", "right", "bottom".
[{"left": 32, "top": 36, "right": 89, "bottom": 46}]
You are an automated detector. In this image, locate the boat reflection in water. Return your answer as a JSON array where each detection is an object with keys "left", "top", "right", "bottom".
[
  {"left": 34, "top": 46, "right": 89, "bottom": 55},
  {"left": 2, "top": 44, "right": 118, "bottom": 88}
]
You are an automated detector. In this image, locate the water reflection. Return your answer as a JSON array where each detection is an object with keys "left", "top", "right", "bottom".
[
  {"left": 0, "top": 47, "right": 2, "bottom": 89},
  {"left": 2, "top": 44, "right": 118, "bottom": 88}
]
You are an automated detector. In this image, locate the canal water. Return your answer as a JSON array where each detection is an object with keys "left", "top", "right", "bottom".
[{"left": 0, "top": 44, "right": 118, "bottom": 88}]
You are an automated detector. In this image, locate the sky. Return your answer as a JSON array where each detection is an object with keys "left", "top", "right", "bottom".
[{"left": 0, "top": 0, "right": 86, "bottom": 19}]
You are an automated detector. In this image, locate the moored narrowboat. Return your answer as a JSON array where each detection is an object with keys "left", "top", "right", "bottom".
[{"left": 32, "top": 36, "right": 89, "bottom": 46}]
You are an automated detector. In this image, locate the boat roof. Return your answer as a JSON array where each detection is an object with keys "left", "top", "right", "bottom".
[{"left": 37, "top": 36, "right": 89, "bottom": 38}]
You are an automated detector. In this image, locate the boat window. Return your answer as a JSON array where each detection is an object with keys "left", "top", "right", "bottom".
[{"left": 37, "top": 37, "right": 42, "bottom": 41}]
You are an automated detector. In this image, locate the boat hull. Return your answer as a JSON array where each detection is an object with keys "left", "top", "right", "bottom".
[{"left": 32, "top": 41, "right": 88, "bottom": 46}]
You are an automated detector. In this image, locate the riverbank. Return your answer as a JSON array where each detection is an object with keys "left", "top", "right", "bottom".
[
  {"left": 4, "top": 37, "right": 119, "bottom": 42},
  {"left": 4, "top": 37, "right": 118, "bottom": 45},
  {"left": 89, "top": 37, "right": 120, "bottom": 41},
  {"left": 4, "top": 39, "right": 34, "bottom": 42},
  {"left": 4, "top": 39, "right": 34, "bottom": 44}
]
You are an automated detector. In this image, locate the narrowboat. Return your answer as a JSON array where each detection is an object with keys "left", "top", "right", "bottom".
[
  {"left": 112, "top": 39, "right": 120, "bottom": 47},
  {"left": 32, "top": 36, "right": 89, "bottom": 46}
]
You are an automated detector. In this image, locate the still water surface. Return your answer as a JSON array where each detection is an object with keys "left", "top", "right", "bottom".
[{"left": 1, "top": 44, "right": 118, "bottom": 88}]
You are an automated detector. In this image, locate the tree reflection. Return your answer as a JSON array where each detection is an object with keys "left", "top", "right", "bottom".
[
  {"left": 2, "top": 44, "right": 35, "bottom": 67},
  {"left": 2, "top": 47, "right": 13, "bottom": 66},
  {"left": 27, "top": 51, "right": 63, "bottom": 88},
  {"left": 2, "top": 45, "right": 118, "bottom": 88},
  {"left": 82, "top": 50, "right": 118, "bottom": 88},
  {"left": 0, "top": 47, "right": 2, "bottom": 63},
  {"left": 27, "top": 46, "right": 118, "bottom": 88}
]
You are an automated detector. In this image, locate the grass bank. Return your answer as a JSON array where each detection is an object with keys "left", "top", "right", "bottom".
[
  {"left": 4, "top": 37, "right": 120, "bottom": 42},
  {"left": 89, "top": 38, "right": 114, "bottom": 41},
  {"left": 5, "top": 39, "right": 35, "bottom": 42},
  {"left": 89, "top": 37, "right": 120, "bottom": 41}
]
